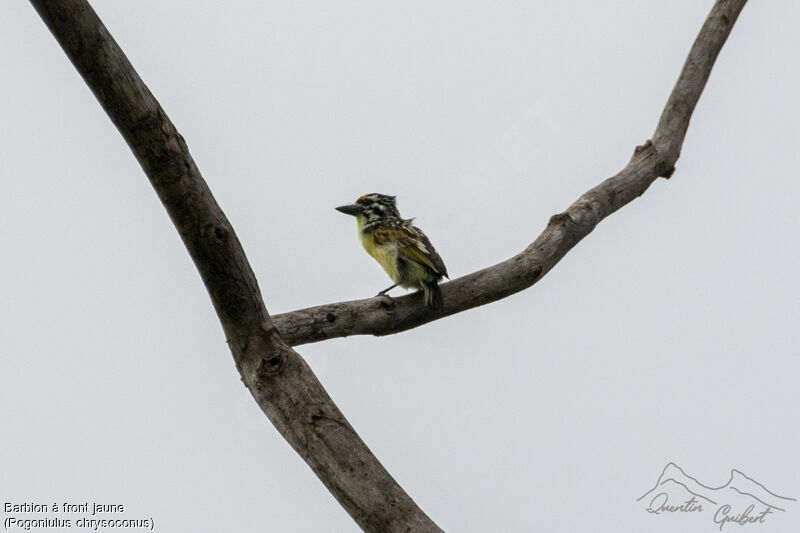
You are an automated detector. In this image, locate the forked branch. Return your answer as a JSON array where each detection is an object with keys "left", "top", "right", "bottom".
[{"left": 29, "top": 0, "right": 748, "bottom": 531}]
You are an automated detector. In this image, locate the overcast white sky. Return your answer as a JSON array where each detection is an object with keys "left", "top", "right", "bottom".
[{"left": 2, "top": 1, "right": 798, "bottom": 532}]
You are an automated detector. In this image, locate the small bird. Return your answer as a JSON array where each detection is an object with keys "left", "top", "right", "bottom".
[{"left": 336, "top": 193, "right": 448, "bottom": 310}]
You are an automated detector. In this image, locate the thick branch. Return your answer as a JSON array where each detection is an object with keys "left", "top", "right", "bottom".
[
  {"left": 29, "top": 1, "right": 441, "bottom": 531},
  {"left": 273, "top": 0, "right": 748, "bottom": 347}
]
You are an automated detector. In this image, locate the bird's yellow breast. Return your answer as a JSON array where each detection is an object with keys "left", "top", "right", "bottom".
[{"left": 356, "top": 215, "right": 401, "bottom": 283}]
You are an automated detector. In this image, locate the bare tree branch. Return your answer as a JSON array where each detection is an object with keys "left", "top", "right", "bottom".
[
  {"left": 273, "top": 0, "right": 748, "bottom": 347},
  {"left": 29, "top": 1, "right": 441, "bottom": 531},
  {"left": 29, "top": 0, "right": 748, "bottom": 530}
]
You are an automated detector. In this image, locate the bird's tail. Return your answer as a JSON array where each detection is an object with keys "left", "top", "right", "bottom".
[{"left": 423, "top": 282, "right": 443, "bottom": 311}]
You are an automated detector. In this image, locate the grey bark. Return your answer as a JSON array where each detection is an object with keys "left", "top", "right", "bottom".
[
  {"left": 28, "top": 0, "right": 747, "bottom": 531},
  {"left": 272, "top": 0, "right": 749, "bottom": 347},
  {"left": 29, "top": 1, "right": 441, "bottom": 531}
]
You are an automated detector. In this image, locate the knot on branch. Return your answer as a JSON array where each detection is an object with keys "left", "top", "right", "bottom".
[
  {"left": 655, "top": 160, "right": 676, "bottom": 179},
  {"left": 548, "top": 212, "right": 575, "bottom": 228},
  {"left": 306, "top": 405, "right": 347, "bottom": 431},
  {"left": 256, "top": 352, "right": 286, "bottom": 378},
  {"left": 634, "top": 139, "right": 675, "bottom": 179},
  {"left": 634, "top": 139, "right": 653, "bottom": 155},
  {"left": 376, "top": 295, "right": 396, "bottom": 311},
  {"left": 201, "top": 223, "right": 230, "bottom": 244}
]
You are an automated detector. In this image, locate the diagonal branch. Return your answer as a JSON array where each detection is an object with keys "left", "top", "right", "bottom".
[
  {"left": 273, "top": 0, "right": 748, "bottom": 347},
  {"left": 29, "top": 1, "right": 441, "bottom": 531}
]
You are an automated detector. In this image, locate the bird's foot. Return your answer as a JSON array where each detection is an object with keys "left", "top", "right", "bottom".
[{"left": 376, "top": 284, "right": 397, "bottom": 297}]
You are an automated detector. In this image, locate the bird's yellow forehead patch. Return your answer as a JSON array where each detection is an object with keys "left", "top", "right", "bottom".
[{"left": 357, "top": 194, "right": 370, "bottom": 201}]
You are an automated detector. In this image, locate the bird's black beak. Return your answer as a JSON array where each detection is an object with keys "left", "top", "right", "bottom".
[{"left": 335, "top": 204, "right": 362, "bottom": 216}]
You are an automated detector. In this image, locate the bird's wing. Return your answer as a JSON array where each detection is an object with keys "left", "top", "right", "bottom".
[
  {"left": 412, "top": 226, "right": 448, "bottom": 278},
  {"left": 372, "top": 225, "right": 448, "bottom": 278}
]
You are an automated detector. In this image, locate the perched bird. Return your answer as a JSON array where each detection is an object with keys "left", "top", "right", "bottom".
[{"left": 336, "top": 193, "right": 448, "bottom": 310}]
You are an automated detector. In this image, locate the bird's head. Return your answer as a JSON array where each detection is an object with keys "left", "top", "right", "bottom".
[{"left": 336, "top": 193, "right": 401, "bottom": 223}]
